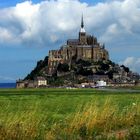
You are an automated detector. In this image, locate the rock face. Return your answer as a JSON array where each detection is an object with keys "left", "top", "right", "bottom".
[{"left": 47, "top": 16, "right": 109, "bottom": 75}]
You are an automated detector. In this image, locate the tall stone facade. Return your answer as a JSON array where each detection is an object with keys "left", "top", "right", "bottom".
[{"left": 48, "top": 16, "right": 109, "bottom": 75}]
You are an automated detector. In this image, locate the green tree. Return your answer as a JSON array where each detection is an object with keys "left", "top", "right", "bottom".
[
  {"left": 25, "top": 56, "right": 48, "bottom": 80},
  {"left": 57, "top": 63, "right": 69, "bottom": 72},
  {"left": 76, "top": 59, "right": 91, "bottom": 67},
  {"left": 121, "top": 65, "right": 130, "bottom": 73}
]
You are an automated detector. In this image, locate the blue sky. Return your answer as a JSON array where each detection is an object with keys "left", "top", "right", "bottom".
[
  {"left": 0, "top": 0, "right": 140, "bottom": 82},
  {"left": 0, "top": 0, "right": 104, "bottom": 7}
]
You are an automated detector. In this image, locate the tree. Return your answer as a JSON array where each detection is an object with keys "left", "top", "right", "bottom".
[
  {"left": 121, "top": 65, "right": 130, "bottom": 73},
  {"left": 100, "top": 63, "right": 109, "bottom": 71},
  {"left": 76, "top": 66, "right": 93, "bottom": 76},
  {"left": 24, "top": 56, "right": 48, "bottom": 80},
  {"left": 57, "top": 63, "right": 69, "bottom": 72},
  {"left": 107, "top": 71, "right": 114, "bottom": 79},
  {"left": 76, "top": 59, "right": 91, "bottom": 67}
]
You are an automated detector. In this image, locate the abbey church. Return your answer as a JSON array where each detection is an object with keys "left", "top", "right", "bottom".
[{"left": 48, "top": 16, "right": 109, "bottom": 75}]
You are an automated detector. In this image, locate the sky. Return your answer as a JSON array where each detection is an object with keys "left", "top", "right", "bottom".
[{"left": 0, "top": 0, "right": 140, "bottom": 82}]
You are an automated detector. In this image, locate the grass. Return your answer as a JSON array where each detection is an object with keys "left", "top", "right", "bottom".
[{"left": 0, "top": 88, "right": 140, "bottom": 140}]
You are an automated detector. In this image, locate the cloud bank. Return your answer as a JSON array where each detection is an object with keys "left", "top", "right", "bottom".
[
  {"left": 0, "top": 0, "right": 140, "bottom": 47},
  {"left": 0, "top": 0, "right": 140, "bottom": 75}
]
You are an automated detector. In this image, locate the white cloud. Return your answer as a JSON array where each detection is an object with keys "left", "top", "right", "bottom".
[
  {"left": 100, "top": 23, "right": 120, "bottom": 42},
  {"left": 0, "top": 0, "right": 139, "bottom": 47},
  {"left": 120, "top": 57, "right": 140, "bottom": 73}
]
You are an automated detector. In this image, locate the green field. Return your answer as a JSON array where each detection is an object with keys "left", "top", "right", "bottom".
[{"left": 0, "top": 88, "right": 140, "bottom": 140}]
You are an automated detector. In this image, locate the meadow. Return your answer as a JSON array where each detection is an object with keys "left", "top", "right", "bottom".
[{"left": 0, "top": 88, "right": 140, "bottom": 140}]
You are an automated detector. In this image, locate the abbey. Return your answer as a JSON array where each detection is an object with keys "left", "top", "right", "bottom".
[{"left": 48, "top": 16, "right": 109, "bottom": 75}]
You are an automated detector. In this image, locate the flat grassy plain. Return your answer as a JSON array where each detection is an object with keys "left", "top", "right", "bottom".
[{"left": 0, "top": 88, "right": 140, "bottom": 140}]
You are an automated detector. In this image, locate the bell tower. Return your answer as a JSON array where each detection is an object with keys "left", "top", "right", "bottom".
[{"left": 79, "top": 15, "right": 87, "bottom": 45}]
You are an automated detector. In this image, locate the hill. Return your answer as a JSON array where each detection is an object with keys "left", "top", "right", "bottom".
[{"left": 24, "top": 57, "right": 140, "bottom": 86}]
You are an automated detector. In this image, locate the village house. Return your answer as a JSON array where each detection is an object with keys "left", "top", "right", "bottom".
[
  {"left": 35, "top": 77, "right": 47, "bottom": 87},
  {"left": 16, "top": 77, "right": 47, "bottom": 88}
]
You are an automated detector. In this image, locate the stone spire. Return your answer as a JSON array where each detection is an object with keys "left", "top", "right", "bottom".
[
  {"left": 81, "top": 14, "right": 84, "bottom": 28},
  {"left": 80, "top": 14, "right": 86, "bottom": 33}
]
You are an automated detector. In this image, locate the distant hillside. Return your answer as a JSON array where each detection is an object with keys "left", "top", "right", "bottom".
[
  {"left": 25, "top": 56, "right": 140, "bottom": 86},
  {"left": 24, "top": 56, "right": 48, "bottom": 80}
]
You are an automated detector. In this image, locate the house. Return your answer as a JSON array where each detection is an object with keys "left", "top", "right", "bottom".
[
  {"left": 87, "top": 75, "right": 109, "bottom": 82},
  {"left": 26, "top": 81, "right": 35, "bottom": 88},
  {"left": 16, "top": 77, "right": 47, "bottom": 88},
  {"left": 35, "top": 77, "right": 47, "bottom": 87},
  {"left": 96, "top": 80, "right": 107, "bottom": 87},
  {"left": 16, "top": 79, "right": 25, "bottom": 88}
]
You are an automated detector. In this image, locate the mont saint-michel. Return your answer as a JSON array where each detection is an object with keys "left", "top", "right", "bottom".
[
  {"left": 48, "top": 15, "right": 109, "bottom": 75},
  {"left": 16, "top": 16, "right": 140, "bottom": 88}
]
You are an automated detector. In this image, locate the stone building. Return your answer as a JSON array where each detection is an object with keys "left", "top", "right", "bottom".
[
  {"left": 16, "top": 77, "right": 47, "bottom": 88},
  {"left": 48, "top": 16, "right": 109, "bottom": 75},
  {"left": 35, "top": 77, "right": 47, "bottom": 87}
]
